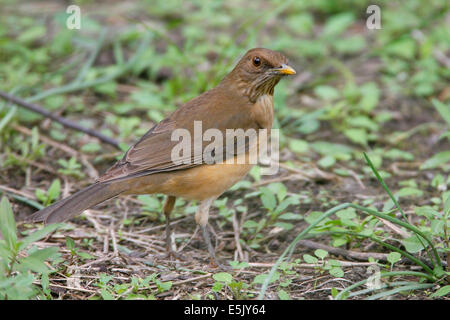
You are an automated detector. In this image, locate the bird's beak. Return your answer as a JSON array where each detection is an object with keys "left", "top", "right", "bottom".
[{"left": 272, "top": 64, "right": 296, "bottom": 75}]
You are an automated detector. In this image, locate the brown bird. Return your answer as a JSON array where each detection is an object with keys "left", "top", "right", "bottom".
[{"left": 29, "top": 48, "right": 296, "bottom": 268}]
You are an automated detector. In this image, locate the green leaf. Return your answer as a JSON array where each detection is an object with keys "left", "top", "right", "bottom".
[
  {"left": 420, "top": 151, "right": 450, "bottom": 170},
  {"left": 341, "top": 218, "right": 358, "bottom": 228},
  {"left": 81, "top": 142, "right": 102, "bottom": 153},
  {"left": 297, "top": 113, "right": 321, "bottom": 134},
  {"left": 336, "top": 208, "right": 357, "bottom": 219},
  {"left": 98, "top": 273, "right": 113, "bottom": 285},
  {"left": 47, "top": 179, "right": 61, "bottom": 204},
  {"left": 303, "top": 254, "right": 318, "bottom": 264},
  {"left": 260, "top": 187, "right": 277, "bottom": 212},
  {"left": 305, "top": 211, "right": 330, "bottom": 226},
  {"left": 314, "top": 249, "right": 328, "bottom": 260},
  {"left": 430, "top": 219, "right": 444, "bottom": 234},
  {"left": 311, "top": 141, "right": 354, "bottom": 159},
  {"left": 35, "top": 189, "right": 47, "bottom": 203},
  {"left": 17, "top": 247, "right": 59, "bottom": 274},
  {"left": 444, "top": 194, "right": 450, "bottom": 215},
  {"left": 78, "top": 251, "right": 95, "bottom": 260},
  {"left": 65, "top": 236, "right": 75, "bottom": 251},
  {"left": 387, "top": 252, "right": 402, "bottom": 264},
  {"left": 19, "top": 223, "right": 61, "bottom": 251},
  {"left": 432, "top": 99, "right": 450, "bottom": 126},
  {"left": 131, "top": 90, "right": 164, "bottom": 108},
  {"left": 332, "top": 237, "right": 348, "bottom": 247},
  {"left": 346, "top": 116, "right": 378, "bottom": 131},
  {"left": 44, "top": 96, "right": 65, "bottom": 111},
  {"left": 430, "top": 285, "right": 450, "bottom": 298},
  {"left": 318, "top": 155, "right": 335, "bottom": 168},
  {"left": 322, "top": 13, "right": 354, "bottom": 37},
  {"left": 267, "top": 183, "right": 287, "bottom": 202},
  {"left": 344, "top": 128, "right": 368, "bottom": 146},
  {"left": 414, "top": 206, "right": 441, "bottom": 219},
  {"left": 402, "top": 235, "right": 426, "bottom": 253},
  {"left": 212, "top": 282, "right": 223, "bottom": 292},
  {"left": 314, "top": 85, "right": 340, "bottom": 100},
  {"left": 100, "top": 288, "right": 114, "bottom": 300},
  {"left": 279, "top": 212, "right": 303, "bottom": 220},
  {"left": 331, "top": 287, "right": 339, "bottom": 298},
  {"left": 288, "top": 139, "right": 309, "bottom": 154},
  {"left": 17, "top": 25, "right": 46, "bottom": 44},
  {"left": 229, "top": 261, "right": 249, "bottom": 269},
  {"left": 213, "top": 272, "right": 232, "bottom": 284},
  {"left": 41, "top": 273, "right": 50, "bottom": 296},
  {"left": 275, "top": 197, "right": 300, "bottom": 214},
  {"left": 327, "top": 259, "right": 342, "bottom": 267},
  {"left": 277, "top": 289, "right": 291, "bottom": 300},
  {"left": 252, "top": 272, "right": 280, "bottom": 285},
  {"left": 385, "top": 37, "right": 416, "bottom": 60},
  {"left": 359, "top": 82, "right": 380, "bottom": 112},
  {"left": 0, "top": 273, "right": 36, "bottom": 299},
  {"left": 94, "top": 81, "right": 117, "bottom": 97},
  {"left": 137, "top": 195, "right": 161, "bottom": 211},
  {"left": 156, "top": 280, "right": 172, "bottom": 293},
  {"left": 0, "top": 197, "right": 17, "bottom": 251},
  {"left": 329, "top": 267, "right": 344, "bottom": 278},
  {"left": 242, "top": 220, "right": 259, "bottom": 229},
  {"left": 396, "top": 187, "right": 423, "bottom": 198},
  {"left": 333, "top": 35, "right": 366, "bottom": 54},
  {"left": 384, "top": 149, "right": 414, "bottom": 161}
]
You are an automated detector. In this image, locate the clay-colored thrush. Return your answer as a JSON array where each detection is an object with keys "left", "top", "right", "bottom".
[{"left": 29, "top": 48, "right": 296, "bottom": 267}]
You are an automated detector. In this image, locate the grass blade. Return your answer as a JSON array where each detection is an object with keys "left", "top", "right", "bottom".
[{"left": 363, "top": 152, "right": 441, "bottom": 269}]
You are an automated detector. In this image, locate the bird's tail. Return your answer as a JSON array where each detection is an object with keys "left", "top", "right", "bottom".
[{"left": 28, "top": 182, "right": 125, "bottom": 224}]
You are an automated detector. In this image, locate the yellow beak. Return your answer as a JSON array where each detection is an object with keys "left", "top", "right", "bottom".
[{"left": 273, "top": 64, "right": 296, "bottom": 75}]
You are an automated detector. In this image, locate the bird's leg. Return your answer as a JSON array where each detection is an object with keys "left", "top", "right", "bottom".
[
  {"left": 201, "top": 224, "right": 220, "bottom": 265},
  {"left": 162, "top": 195, "right": 183, "bottom": 259},
  {"left": 196, "top": 197, "right": 230, "bottom": 270}
]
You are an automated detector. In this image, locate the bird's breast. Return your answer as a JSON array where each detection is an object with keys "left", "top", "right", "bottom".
[{"left": 251, "top": 94, "right": 274, "bottom": 129}]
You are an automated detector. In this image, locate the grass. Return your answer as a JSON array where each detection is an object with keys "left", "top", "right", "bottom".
[
  {"left": 0, "top": 0, "right": 449, "bottom": 300},
  {"left": 259, "top": 153, "right": 446, "bottom": 299}
]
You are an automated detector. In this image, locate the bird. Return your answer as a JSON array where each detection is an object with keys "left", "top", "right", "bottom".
[{"left": 28, "top": 48, "right": 296, "bottom": 268}]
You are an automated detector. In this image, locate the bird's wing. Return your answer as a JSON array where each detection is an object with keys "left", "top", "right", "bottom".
[{"left": 98, "top": 88, "right": 257, "bottom": 183}]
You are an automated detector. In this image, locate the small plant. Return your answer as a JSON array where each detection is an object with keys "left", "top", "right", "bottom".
[
  {"left": 303, "top": 250, "right": 344, "bottom": 278},
  {"left": 212, "top": 272, "right": 249, "bottom": 300},
  {"left": 2, "top": 127, "right": 46, "bottom": 170},
  {"left": 0, "top": 196, "right": 61, "bottom": 299},
  {"left": 92, "top": 273, "right": 172, "bottom": 300},
  {"left": 65, "top": 236, "right": 94, "bottom": 262},
  {"left": 259, "top": 183, "right": 302, "bottom": 229},
  {"left": 386, "top": 252, "right": 402, "bottom": 272},
  {"left": 57, "top": 157, "right": 85, "bottom": 179},
  {"left": 420, "top": 99, "right": 450, "bottom": 170},
  {"left": 258, "top": 153, "right": 449, "bottom": 300},
  {"left": 35, "top": 179, "right": 61, "bottom": 206},
  {"left": 242, "top": 183, "right": 301, "bottom": 249}
]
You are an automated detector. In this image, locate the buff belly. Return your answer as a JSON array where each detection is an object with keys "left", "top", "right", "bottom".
[{"left": 122, "top": 153, "right": 254, "bottom": 200}]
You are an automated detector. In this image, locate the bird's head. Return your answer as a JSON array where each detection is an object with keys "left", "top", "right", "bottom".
[{"left": 225, "top": 48, "right": 296, "bottom": 102}]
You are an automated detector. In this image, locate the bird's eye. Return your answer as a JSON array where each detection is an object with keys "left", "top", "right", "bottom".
[{"left": 252, "top": 56, "right": 261, "bottom": 67}]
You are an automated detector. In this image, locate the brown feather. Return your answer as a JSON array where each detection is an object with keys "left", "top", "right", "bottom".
[{"left": 29, "top": 48, "right": 294, "bottom": 224}]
